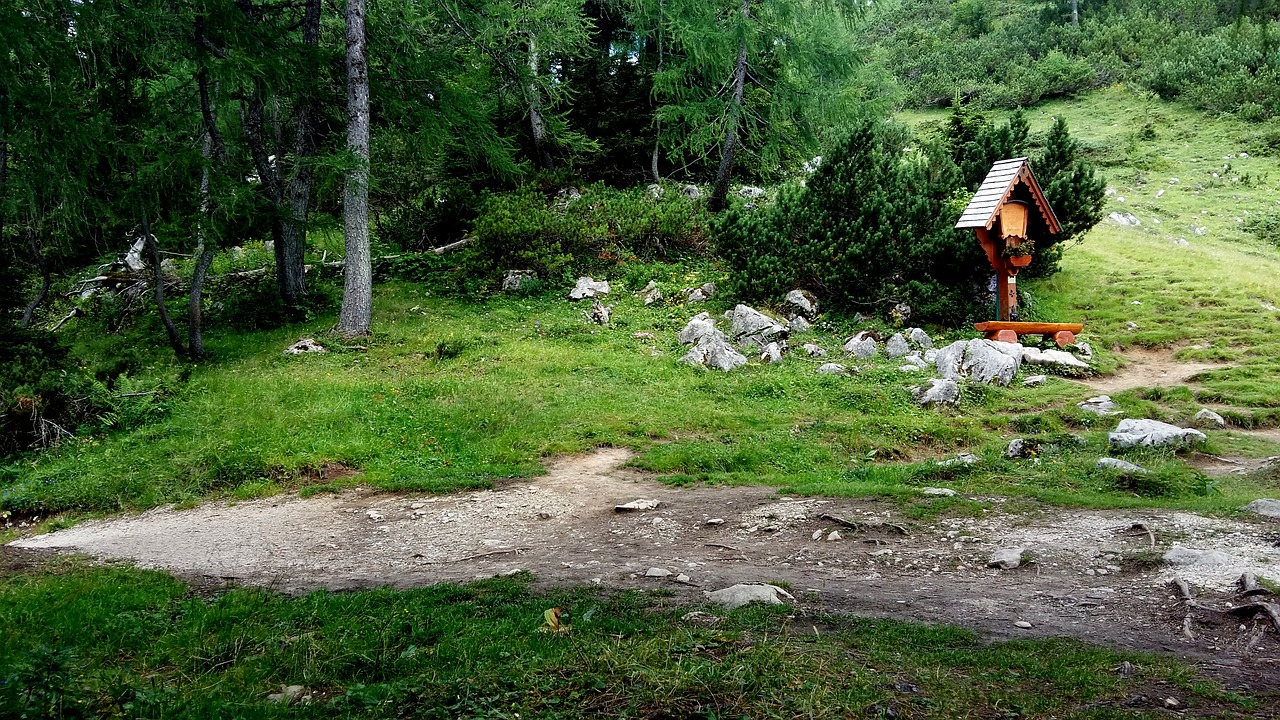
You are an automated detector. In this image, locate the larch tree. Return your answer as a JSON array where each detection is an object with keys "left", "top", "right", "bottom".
[{"left": 337, "top": 0, "right": 373, "bottom": 337}]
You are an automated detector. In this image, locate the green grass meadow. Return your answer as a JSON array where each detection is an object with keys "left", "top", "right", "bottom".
[{"left": 0, "top": 560, "right": 1266, "bottom": 719}]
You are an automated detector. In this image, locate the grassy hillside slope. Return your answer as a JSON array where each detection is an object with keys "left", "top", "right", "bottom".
[{"left": 4, "top": 87, "right": 1280, "bottom": 524}]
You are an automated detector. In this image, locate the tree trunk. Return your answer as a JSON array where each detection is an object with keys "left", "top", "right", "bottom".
[
  {"left": 1071, "top": 0, "right": 1079, "bottom": 27},
  {"left": 708, "top": 0, "right": 749, "bottom": 213},
  {"left": 527, "top": 35, "right": 555, "bottom": 171},
  {"left": 279, "top": 0, "right": 322, "bottom": 307},
  {"left": 337, "top": 0, "right": 372, "bottom": 337},
  {"left": 189, "top": 84, "right": 218, "bottom": 360},
  {"left": 140, "top": 206, "right": 186, "bottom": 358},
  {"left": 650, "top": 15, "right": 664, "bottom": 183},
  {"left": 20, "top": 232, "right": 51, "bottom": 329}
]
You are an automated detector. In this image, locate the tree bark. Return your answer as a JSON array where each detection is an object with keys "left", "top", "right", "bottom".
[
  {"left": 527, "top": 35, "right": 555, "bottom": 171},
  {"left": 139, "top": 206, "right": 186, "bottom": 358},
  {"left": 189, "top": 74, "right": 220, "bottom": 360},
  {"left": 278, "top": 0, "right": 322, "bottom": 307},
  {"left": 1071, "top": 0, "right": 1079, "bottom": 27},
  {"left": 20, "top": 232, "right": 51, "bottom": 329},
  {"left": 337, "top": 0, "right": 372, "bottom": 337},
  {"left": 708, "top": 0, "right": 749, "bottom": 213}
]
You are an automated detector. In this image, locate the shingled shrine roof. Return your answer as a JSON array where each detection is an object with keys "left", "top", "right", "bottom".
[{"left": 954, "top": 157, "right": 1061, "bottom": 234}]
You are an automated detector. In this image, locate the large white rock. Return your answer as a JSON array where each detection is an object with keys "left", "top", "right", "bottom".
[
  {"left": 727, "top": 304, "right": 788, "bottom": 349},
  {"left": 1096, "top": 458, "right": 1147, "bottom": 474},
  {"left": 679, "top": 330, "right": 748, "bottom": 372},
  {"left": 885, "top": 333, "right": 911, "bottom": 358},
  {"left": 816, "top": 363, "right": 847, "bottom": 375},
  {"left": 1108, "top": 419, "right": 1207, "bottom": 449},
  {"left": 907, "top": 327, "right": 934, "bottom": 349},
  {"left": 961, "top": 338, "right": 1018, "bottom": 386},
  {"left": 788, "top": 316, "right": 811, "bottom": 334},
  {"left": 760, "top": 342, "right": 785, "bottom": 363},
  {"left": 802, "top": 343, "right": 827, "bottom": 358},
  {"left": 933, "top": 340, "right": 968, "bottom": 381},
  {"left": 1193, "top": 409, "right": 1226, "bottom": 429},
  {"left": 911, "top": 378, "right": 959, "bottom": 408},
  {"left": 705, "top": 583, "right": 795, "bottom": 610},
  {"left": 783, "top": 289, "right": 819, "bottom": 319},
  {"left": 1023, "top": 347, "right": 1090, "bottom": 371},
  {"left": 1243, "top": 499, "right": 1280, "bottom": 518},
  {"left": 677, "top": 312, "right": 716, "bottom": 345},
  {"left": 1078, "top": 396, "right": 1121, "bottom": 415},
  {"left": 569, "top": 276, "right": 610, "bottom": 300},
  {"left": 1163, "top": 546, "right": 1237, "bottom": 566},
  {"left": 988, "top": 548, "right": 1024, "bottom": 570},
  {"left": 844, "top": 337, "right": 877, "bottom": 359},
  {"left": 284, "top": 338, "right": 326, "bottom": 355}
]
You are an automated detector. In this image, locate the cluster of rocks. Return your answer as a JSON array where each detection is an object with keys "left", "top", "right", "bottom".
[
  {"left": 903, "top": 337, "right": 1092, "bottom": 409},
  {"left": 676, "top": 299, "right": 819, "bottom": 371}
]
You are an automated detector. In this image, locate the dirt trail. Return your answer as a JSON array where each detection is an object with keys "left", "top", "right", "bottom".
[
  {"left": 10, "top": 448, "right": 1280, "bottom": 691},
  {"left": 1078, "top": 348, "right": 1229, "bottom": 394}
]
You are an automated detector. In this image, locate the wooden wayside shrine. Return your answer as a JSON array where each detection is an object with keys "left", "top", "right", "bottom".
[{"left": 955, "top": 158, "right": 1083, "bottom": 347}]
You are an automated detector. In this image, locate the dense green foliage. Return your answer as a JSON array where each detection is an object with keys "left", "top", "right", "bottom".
[
  {"left": 862, "top": 0, "right": 1280, "bottom": 118},
  {"left": 715, "top": 109, "right": 1103, "bottom": 321},
  {"left": 464, "top": 184, "right": 709, "bottom": 285}
]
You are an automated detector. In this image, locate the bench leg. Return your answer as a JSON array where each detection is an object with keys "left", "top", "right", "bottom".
[
  {"left": 1052, "top": 330, "right": 1075, "bottom": 348},
  {"left": 992, "top": 329, "right": 1019, "bottom": 344}
]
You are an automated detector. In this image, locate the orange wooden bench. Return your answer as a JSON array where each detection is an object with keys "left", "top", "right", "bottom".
[{"left": 973, "top": 321, "right": 1084, "bottom": 347}]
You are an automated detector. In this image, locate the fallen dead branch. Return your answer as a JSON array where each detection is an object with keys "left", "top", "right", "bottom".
[
  {"left": 430, "top": 237, "right": 470, "bottom": 255},
  {"left": 819, "top": 512, "right": 910, "bottom": 536},
  {"left": 427, "top": 547, "right": 531, "bottom": 564},
  {"left": 1227, "top": 601, "right": 1280, "bottom": 634}
]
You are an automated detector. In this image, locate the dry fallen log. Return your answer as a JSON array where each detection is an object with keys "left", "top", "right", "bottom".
[{"left": 430, "top": 237, "right": 471, "bottom": 255}]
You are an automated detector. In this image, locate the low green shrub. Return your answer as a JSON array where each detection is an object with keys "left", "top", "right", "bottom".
[
  {"left": 1244, "top": 211, "right": 1280, "bottom": 247},
  {"left": 462, "top": 184, "right": 709, "bottom": 288}
]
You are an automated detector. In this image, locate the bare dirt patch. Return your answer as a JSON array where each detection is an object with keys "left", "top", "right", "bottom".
[
  {"left": 9, "top": 448, "right": 1280, "bottom": 693},
  {"left": 1079, "top": 347, "right": 1230, "bottom": 394}
]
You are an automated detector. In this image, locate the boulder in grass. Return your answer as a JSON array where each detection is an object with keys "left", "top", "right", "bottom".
[
  {"left": 705, "top": 583, "right": 794, "bottom": 610},
  {"left": 1096, "top": 457, "right": 1148, "bottom": 475},
  {"left": 678, "top": 312, "right": 717, "bottom": 345},
  {"left": 788, "top": 316, "right": 811, "bottom": 334},
  {"left": 726, "top": 304, "right": 788, "bottom": 350},
  {"left": 1023, "top": 347, "right": 1090, "bottom": 371},
  {"left": 802, "top": 343, "right": 828, "bottom": 358},
  {"left": 569, "top": 276, "right": 610, "bottom": 300},
  {"left": 760, "top": 342, "right": 785, "bottom": 364},
  {"left": 961, "top": 339, "right": 1018, "bottom": 387},
  {"left": 285, "top": 338, "right": 326, "bottom": 355},
  {"left": 933, "top": 340, "right": 967, "bottom": 381},
  {"left": 1022, "top": 375, "right": 1047, "bottom": 387},
  {"left": 679, "top": 332, "right": 748, "bottom": 372},
  {"left": 843, "top": 333, "right": 878, "bottom": 359},
  {"left": 1242, "top": 499, "right": 1280, "bottom": 519},
  {"left": 817, "top": 363, "right": 847, "bottom": 375},
  {"left": 885, "top": 333, "right": 911, "bottom": 358},
  {"left": 1108, "top": 419, "right": 1206, "bottom": 450},
  {"left": 783, "top": 289, "right": 819, "bottom": 319},
  {"left": 907, "top": 327, "right": 934, "bottom": 349},
  {"left": 911, "top": 378, "right": 959, "bottom": 408},
  {"left": 1078, "top": 396, "right": 1121, "bottom": 416},
  {"left": 1193, "top": 409, "right": 1226, "bottom": 429}
]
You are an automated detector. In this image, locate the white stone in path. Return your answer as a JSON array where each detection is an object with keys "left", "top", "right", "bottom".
[
  {"left": 988, "top": 548, "right": 1024, "bottom": 570},
  {"left": 705, "top": 583, "right": 795, "bottom": 610},
  {"left": 1242, "top": 499, "right": 1280, "bottom": 519},
  {"left": 1163, "top": 546, "right": 1237, "bottom": 566}
]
